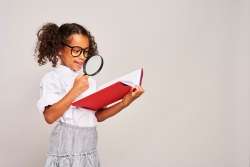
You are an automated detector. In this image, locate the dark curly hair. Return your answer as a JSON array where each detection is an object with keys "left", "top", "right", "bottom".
[{"left": 34, "top": 22, "right": 98, "bottom": 67}]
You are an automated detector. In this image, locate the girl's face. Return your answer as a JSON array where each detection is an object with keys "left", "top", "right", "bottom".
[{"left": 59, "top": 34, "right": 89, "bottom": 72}]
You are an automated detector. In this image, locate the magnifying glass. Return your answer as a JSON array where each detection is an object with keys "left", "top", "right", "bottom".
[{"left": 83, "top": 54, "right": 104, "bottom": 76}]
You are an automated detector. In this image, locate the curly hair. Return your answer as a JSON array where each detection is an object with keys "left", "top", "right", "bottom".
[{"left": 34, "top": 23, "right": 98, "bottom": 67}]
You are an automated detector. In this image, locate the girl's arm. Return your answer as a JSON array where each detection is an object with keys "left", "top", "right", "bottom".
[
  {"left": 95, "top": 101, "right": 126, "bottom": 122},
  {"left": 95, "top": 85, "right": 144, "bottom": 122},
  {"left": 43, "top": 75, "right": 89, "bottom": 124},
  {"left": 43, "top": 88, "right": 81, "bottom": 124}
]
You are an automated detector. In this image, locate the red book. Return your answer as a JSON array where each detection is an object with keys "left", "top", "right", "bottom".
[{"left": 72, "top": 68, "right": 144, "bottom": 111}]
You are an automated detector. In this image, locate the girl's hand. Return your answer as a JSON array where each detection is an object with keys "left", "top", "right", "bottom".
[
  {"left": 71, "top": 74, "right": 89, "bottom": 96},
  {"left": 121, "top": 85, "right": 144, "bottom": 108}
]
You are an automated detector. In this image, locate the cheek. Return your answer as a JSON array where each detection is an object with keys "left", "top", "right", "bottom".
[
  {"left": 64, "top": 50, "right": 71, "bottom": 58},
  {"left": 61, "top": 53, "right": 74, "bottom": 64}
]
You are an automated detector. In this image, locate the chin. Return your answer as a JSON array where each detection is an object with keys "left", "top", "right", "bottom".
[
  {"left": 72, "top": 66, "right": 82, "bottom": 72},
  {"left": 72, "top": 68, "right": 80, "bottom": 72}
]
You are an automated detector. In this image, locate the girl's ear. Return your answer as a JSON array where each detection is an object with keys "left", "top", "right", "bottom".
[
  {"left": 58, "top": 47, "right": 65, "bottom": 56},
  {"left": 58, "top": 49, "right": 63, "bottom": 57}
]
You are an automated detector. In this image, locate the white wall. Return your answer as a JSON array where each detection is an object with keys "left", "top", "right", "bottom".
[{"left": 0, "top": 0, "right": 249, "bottom": 166}]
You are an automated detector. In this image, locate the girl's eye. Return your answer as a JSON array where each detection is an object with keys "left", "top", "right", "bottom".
[{"left": 73, "top": 49, "right": 81, "bottom": 53}]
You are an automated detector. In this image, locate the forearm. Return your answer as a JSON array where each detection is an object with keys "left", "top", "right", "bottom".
[
  {"left": 95, "top": 85, "right": 144, "bottom": 122},
  {"left": 95, "top": 101, "right": 126, "bottom": 122},
  {"left": 43, "top": 89, "right": 80, "bottom": 124}
]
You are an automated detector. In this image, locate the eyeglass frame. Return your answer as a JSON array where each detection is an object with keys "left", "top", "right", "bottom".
[{"left": 61, "top": 42, "right": 90, "bottom": 58}]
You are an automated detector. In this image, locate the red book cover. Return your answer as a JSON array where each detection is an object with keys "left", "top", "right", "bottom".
[{"left": 72, "top": 68, "right": 143, "bottom": 111}]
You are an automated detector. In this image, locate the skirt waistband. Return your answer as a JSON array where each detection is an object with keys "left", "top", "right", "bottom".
[{"left": 58, "top": 121, "right": 97, "bottom": 130}]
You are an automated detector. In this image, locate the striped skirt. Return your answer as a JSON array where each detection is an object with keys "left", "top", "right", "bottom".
[{"left": 44, "top": 121, "right": 100, "bottom": 167}]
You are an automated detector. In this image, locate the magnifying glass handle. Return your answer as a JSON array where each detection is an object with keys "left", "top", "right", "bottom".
[
  {"left": 82, "top": 65, "right": 87, "bottom": 76},
  {"left": 82, "top": 72, "right": 89, "bottom": 77}
]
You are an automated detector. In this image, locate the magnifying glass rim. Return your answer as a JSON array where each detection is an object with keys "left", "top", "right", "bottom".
[{"left": 83, "top": 54, "right": 104, "bottom": 76}]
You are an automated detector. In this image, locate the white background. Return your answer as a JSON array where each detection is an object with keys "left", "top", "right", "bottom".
[{"left": 0, "top": 0, "right": 249, "bottom": 166}]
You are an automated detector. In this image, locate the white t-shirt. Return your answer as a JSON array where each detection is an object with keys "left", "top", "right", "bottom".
[{"left": 37, "top": 64, "right": 98, "bottom": 127}]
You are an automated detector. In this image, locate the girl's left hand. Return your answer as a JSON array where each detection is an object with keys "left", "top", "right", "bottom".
[{"left": 121, "top": 85, "right": 144, "bottom": 108}]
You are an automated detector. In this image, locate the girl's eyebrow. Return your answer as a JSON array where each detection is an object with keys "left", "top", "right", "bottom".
[
  {"left": 77, "top": 46, "right": 89, "bottom": 49},
  {"left": 64, "top": 42, "right": 89, "bottom": 49},
  {"left": 71, "top": 44, "right": 89, "bottom": 49},
  {"left": 73, "top": 44, "right": 89, "bottom": 48}
]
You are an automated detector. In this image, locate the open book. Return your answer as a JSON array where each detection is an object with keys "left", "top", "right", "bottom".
[{"left": 72, "top": 68, "right": 143, "bottom": 111}]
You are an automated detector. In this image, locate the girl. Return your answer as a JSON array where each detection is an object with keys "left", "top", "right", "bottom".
[{"left": 34, "top": 23, "right": 144, "bottom": 167}]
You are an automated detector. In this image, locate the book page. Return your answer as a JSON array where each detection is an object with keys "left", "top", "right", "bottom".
[{"left": 97, "top": 68, "right": 143, "bottom": 91}]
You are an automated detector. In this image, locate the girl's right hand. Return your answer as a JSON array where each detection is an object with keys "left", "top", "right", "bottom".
[{"left": 71, "top": 74, "right": 89, "bottom": 96}]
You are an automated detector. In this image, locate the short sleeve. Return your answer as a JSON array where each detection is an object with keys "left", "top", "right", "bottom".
[{"left": 36, "top": 72, "right": 63, "bottom": 114}]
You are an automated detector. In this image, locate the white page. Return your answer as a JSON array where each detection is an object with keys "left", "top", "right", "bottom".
[{"left": 97, "top": 68, "right": 143, "bottom": 91}]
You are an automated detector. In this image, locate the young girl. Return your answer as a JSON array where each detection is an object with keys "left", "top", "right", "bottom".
[{"left": 34, "top": 23, "right": 144, "bottom": 167}]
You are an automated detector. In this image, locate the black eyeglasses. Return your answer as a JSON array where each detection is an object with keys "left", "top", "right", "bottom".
[{"left": 62, "top": 42, "right": 89, "bottom": 58}]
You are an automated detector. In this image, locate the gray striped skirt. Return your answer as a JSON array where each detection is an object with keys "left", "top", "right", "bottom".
[{"left": 44, "top": 121, "right": 101, "bottom": 167}]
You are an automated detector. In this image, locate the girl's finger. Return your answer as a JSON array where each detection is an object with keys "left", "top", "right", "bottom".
[
  {"left": 139, "top": 86, "right": 144, "bottom": 93},
  {"left": 133, "top": 86, "right": 138, "bottom": 92},
  {"left": 138, "top": 86, "right": 143, "bottom": 92},
  {"left": 136, "top": 85, "right": 141, "bottom": 91}
]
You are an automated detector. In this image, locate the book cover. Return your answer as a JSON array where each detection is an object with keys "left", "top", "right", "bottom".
[{"left": 72, "top": 68, "right": 143, "bottom": 111}]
